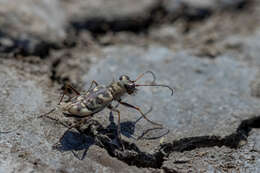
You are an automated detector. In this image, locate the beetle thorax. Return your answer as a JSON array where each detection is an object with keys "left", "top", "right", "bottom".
[{"left": 108, "top": 81, "right": 127, "bottom": 100}]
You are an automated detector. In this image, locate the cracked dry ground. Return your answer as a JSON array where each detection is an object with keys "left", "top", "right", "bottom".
[{"left": 1, "top": 0, "right": 260, "bottom": 172}]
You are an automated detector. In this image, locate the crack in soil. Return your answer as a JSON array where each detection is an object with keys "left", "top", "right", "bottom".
[
  {"left": 159, "top": 115, "right": 260, "bottom": 156},
  {"left": 56, "top": 115, "right": 260, "bottom": 169}
]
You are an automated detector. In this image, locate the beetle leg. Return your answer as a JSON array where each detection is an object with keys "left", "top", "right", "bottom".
[
  {"left": 119, "top": 101, "right": 162, "bottom": 127},
  {"left": 39, "top": 108, "right": 75, "bottom": 129},
  {"left": 87, "top": 80, "right": 99, "bottom": 92},
  {"left": 59, "top": 83, "right": 80, "bottom": 104}
]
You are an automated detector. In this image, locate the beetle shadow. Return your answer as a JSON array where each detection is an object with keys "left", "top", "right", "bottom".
[
  {"left": 107, "top": 111, "right": 170, "bottom": 140},
  {"left": 54, "top": 111, "right": 169, "bottom": 160},
  {"left": 106, "top": 111, "right": 142, "bottom": 139},
  {"left": 53, "top": 129, "right": 95, "bottom": 160}
]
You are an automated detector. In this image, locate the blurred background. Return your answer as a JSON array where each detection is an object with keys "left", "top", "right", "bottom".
[{"left": 1, "top": 0, "right": 260, "bottom": 172}]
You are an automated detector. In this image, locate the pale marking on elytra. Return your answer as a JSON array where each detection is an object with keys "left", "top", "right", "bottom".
[
  {"left": 80, "top": 108, "right": 92, "bottom": 116},
  {"left": 80, "top": 103, "right": 85, "bottom": 107},
  {"left": 93, "top": 87, "right": 99, "bottom": 92}
]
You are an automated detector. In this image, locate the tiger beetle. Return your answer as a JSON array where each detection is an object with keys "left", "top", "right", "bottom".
[{"left": 41, "top": 71, "right": 174, "bottom": 147}]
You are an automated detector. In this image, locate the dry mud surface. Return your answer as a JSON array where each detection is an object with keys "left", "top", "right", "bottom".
[{"left": 1, "top": 0, "right": 260, "bottom": 172}]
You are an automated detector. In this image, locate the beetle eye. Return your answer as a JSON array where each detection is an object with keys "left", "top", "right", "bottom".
[{"left": 119, "top": 75, "right": 130, "bottom": 81}]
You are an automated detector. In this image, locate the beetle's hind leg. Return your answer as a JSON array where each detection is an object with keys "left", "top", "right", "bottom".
[{"left": 38, "top": 108, "right": 77, "bottom": 129}]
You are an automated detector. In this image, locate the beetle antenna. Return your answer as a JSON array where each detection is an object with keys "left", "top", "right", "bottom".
[
  {"left": 134, "top": 71, "right": 156, "bottom": 83},
  {"left": 135, "top": 84, "right": 175, "bottom": 96}
]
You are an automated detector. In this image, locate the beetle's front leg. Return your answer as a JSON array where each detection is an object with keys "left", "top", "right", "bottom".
[{"left": 118, "top": 101, "right": 162, "bottom": 127}]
